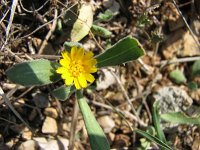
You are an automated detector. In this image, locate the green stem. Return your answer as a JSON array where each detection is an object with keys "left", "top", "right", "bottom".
[{"left": 76, "top": 90, "right": 110, "bottom": 150}]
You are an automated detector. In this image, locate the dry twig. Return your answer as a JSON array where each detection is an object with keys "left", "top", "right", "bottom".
[
  {"left": 38, "top": 8, "right": 58, "bottom": 54},
  {"left": 69, "top": 100, "right": 79, "bottom": 150},
  {"left": 93, "top": 92, "right": 147, "bottom": 127},
  {"left": 172, "top": 0, "right": 200, "bottom": 50},
  {"left": 18, "top": 2, "right": 78, "bottom": 40},
  {"left": 0, "top": 0, "right": 18, "bottom": 51},
  {"left": 0, "top": 86, "right": 33, "bottom": 132},
  {"left": 19, "top": 0, "right": 50, "bottom": 13},
  {"left": 160, "top": 56, "right": 200, "bottom": 67}
]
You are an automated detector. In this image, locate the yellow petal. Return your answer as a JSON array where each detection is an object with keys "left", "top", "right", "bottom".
[
  {"left": 65, "top": 76, "right": 74, "bottom": 85},
  {"left": 61, "top": 72, "right": 71, "bottom": 79},
  {"left": 90, "top": 67, "right": 97, "bottom": 73},
  {"left": 61, "top": 51, "right": 70, "bottom": 61},
  {"left": 77, "top": 48, "right": 84, "bottom": 59},
  {"left": 56, "top": 67, "right": 67, "bottom": 74},
  {"left": 84, "top": 73, "right": 95, "bottom": 83},
  {"left": 86, "top": 59, "right": 97, "bottom": 65},
  {"left": 84, "top": 66, "right": 97, "bottom": 73},
  {"left": 78, "top": 74, "right": 87, "bottom": 88},
  {"left": 71, "top": 47, "right": 77, "bottom": 60},
  {"left": 84, "top": 51, "right": 94, "bottom": 59},
  {"left": 74, "top": 78, "right": 81, "bottom": 89},
  {"left": 60, "top": 59, "right": 70, "bottom": 67},
  {"left": 90, "top": 59, "right": 97, "bottom": 65},
  {"left": 83, "top": 59, "right": 97, "bottom": 66}
]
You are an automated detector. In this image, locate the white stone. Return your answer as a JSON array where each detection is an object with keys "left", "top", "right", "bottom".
[
  {"left": 97, "top": 116, "right": 115, "bottom": 133},
  {"left": 43, "top": 138, "right": 69, "bottom": 150},
  {"left": 57, "top": 137, "right": 69, "bottom": 150},
  {"left": 42, "top": 140, "right": 59, "bottom": 150},
  {"left": 33, "top": 137, "right": 47, "bottom": 150},
  {"left": 42, "top": 117, "right": 58, "bottom": 135},
  {"left": 96, "top": 69, "right": 116, "bottom": 90},
  {"left": 33, "top": 137, "right": 47, "bottom": 143},
  {"left": 18, "top": 140, "right": 37, "bottom": 150}
]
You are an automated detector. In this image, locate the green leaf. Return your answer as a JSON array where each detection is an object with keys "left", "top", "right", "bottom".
[
  {"left": 51, "top": 85, "right": 76, "bottom": 101},
  {"left": 71, "top": 3, "right": 93, "bottom": 42},
  {"left": 95, "top": 36, "right": 145, "bottom": 68},
  {"left": 55, "top": 19, "right": 63, "bottom": 34},
  {"left": 140, "top": 138, "right": 151, "bottom": 150},
  {"left": 97, "top": 9, "right": 113, "bottom": 22},
  {"left": 146, "top": 126, "right": 156, "bottom": 136},
  {"left": 91, "top": 25, "right": 112, "bottom": 38},
  {"left": 139, "top": 126, "right": 156, "bottom": 150},
  {"left": 134, "top": 129, "right": 173, "bottom": 150},
  {"left": 169, "top": 69, "right": 187, "bottom": 84},
  {"left": 63, "top": 41, "right": 83, "bottom": 52},
  {"left": 152, "top": 101, "right": 167, "bottom": 144},
  {"left": 76, "top": 91, "right": 110, "bottom": 150},
  {"left": 6, "top": 59, "right": 60, "bottom": 86},
  {"left": 161, "top": 112, "right": 200, "bottom": 125},
  {"left": 187, "top": 82, "right": 198, "bottom": 91},
  {"left": 192, "top": 60, "right": 200, "bottom": 77}
]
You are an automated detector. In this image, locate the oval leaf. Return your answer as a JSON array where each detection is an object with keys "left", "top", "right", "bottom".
[
  {"left": 52, "top": 85, "right": 75, "bottom": 101},
  {"left": 63, "top": 41, "right": 83, "bottom": 51},
  {"left": 76, "top": 91, "right": 110, "bottom": 150},
  {"left": 91, "top": 25, "right": 112, "bottom": 38},
  {"left": 6, "top": 59, "right": 60, "bottom": 86},
  {"left": 187, "top": 82, "right": 198, "bottom": 91},
  {"left": 97, "top": 9, "right": 113, "bottom": 22},
  {"left": 95, "top": 36, "right": 145, "bottom": 68},
  {"left": 169, "top": 69, "right": 187, "bottom": 84},
  {"left": 71, "top": 3, "right": 93, "bottom": 42},
  {"left": 161, "top": 112, "right": 200, "bottom": 125},
  {"left": 192, "top": 60, "right": 200, "bottom": 77}
]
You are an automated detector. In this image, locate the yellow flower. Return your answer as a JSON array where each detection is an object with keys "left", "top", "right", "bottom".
[{"left": 56, "top": 47, "right": 97, "bottom": 89}]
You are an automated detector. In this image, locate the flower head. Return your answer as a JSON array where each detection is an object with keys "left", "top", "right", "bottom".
[{"left": 56, "top": 47, "right": 97, "bottom": 89}]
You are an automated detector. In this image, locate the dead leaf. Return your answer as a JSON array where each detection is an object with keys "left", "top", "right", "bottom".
[{"left": 71, "top": 3, "right": 93, "bottom": 42}]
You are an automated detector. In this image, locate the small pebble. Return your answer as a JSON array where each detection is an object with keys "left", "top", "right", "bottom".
[
  {"left": 97, "top": 115, "right": 115, "bottom": 133},
  {"left": 42, "top": 117, "right": 58, "bottom": 135},
  {"left": 44, "top": 107, "right": 58, "bottom": 119},
  {"left": 22, "top": 127, "right": 32, "bottom": 140},
  {"left": 18, "top": 140, "right": 37, "bottom": 150}
]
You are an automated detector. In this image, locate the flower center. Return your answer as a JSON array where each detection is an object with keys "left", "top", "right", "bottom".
[{"left": 69, "top": 60, "right": 84, "bottom": 77}]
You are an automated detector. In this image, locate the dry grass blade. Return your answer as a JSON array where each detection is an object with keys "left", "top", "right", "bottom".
[
  {"left": 0, "top": 86, "right": 33, "bottom": 132},
  {"left": 6, "top": 0, "right": 18, "bottom": 38},
  {"left": 1, "top": 0, "right": 18, "bottom": 51},
  {"left": 38, "top": 8, "right": 58, "bottom": 54},
  {"left": 0, "top": 9, "right": 9, "bottom": 24},
  {"left": 18, "top": 2, "right": 78, "bottom": 40},
  {"left": 94, "top": 90, "right": 147, "bottom": 127},
  {"left": 160, "top": 56, "right": 200, "bottom": 67},
  {"left": 69, "top": 100, "right": 79, "bottom": 150},
  {"left": 172, "top": 0, "right": 200, "bottom": 49},
  {"left": 110, "top": 71, "right": 140, "bottom": 123}
]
